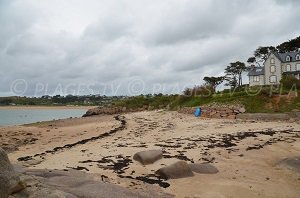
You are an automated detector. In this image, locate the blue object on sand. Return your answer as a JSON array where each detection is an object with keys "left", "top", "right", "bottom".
[{"left": 194, "top": 107, "right": 201, "bottom": 117}]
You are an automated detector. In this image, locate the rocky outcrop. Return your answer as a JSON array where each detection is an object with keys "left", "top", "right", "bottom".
[
  {"left": 83, "top": 106, "right": 127, "bottom": 117},
  {"left": 156, "top": 161, "right": 194, "bottom": 179},
  {"left": 0, "top": 148, "right": 25, "bottom": 198},
  {"left": 178, "top": 103, "right": 246, "bottom": 119},
  {"left": 13, "top": 169, "right": 172, "bottom": 198},
  {"left": 82, "top": 106, "right": 153, "bottom": 117},
  {"left": 82, "top": 104, "right": 171, "bottom": 117},
  {"left": 133, "top": 150, "right": 163, "bottom": 165}
]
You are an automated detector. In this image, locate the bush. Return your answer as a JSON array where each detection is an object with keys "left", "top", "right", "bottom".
[
  {"left": 280, "top": 74, "right": 300, "bottom": 90},
  {"left": 183, "top": 85, "right": 214, "bottom": 97}
]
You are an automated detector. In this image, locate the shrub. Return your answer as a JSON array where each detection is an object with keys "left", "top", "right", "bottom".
[{"left": 280, "top": 74, "right": 300, "bottom": 90}]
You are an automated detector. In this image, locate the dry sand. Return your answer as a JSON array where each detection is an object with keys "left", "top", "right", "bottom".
[{"left": 1, "top": 110, "right": 300, "bottom": 197}]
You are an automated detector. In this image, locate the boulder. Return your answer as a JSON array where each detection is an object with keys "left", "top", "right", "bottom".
[
  {"left": 20, "top": 169, "right": 173, "bottom": 198},
  {"left": 133, "top": 150, "right": 163, "bottom": 165},
  {"left": 0, "top": 148, "right": 25, "bottom": 198},
  {"left": 156, "top": 161, "right": 194, "bottom": 179},
  {"left": 188, "top": 163, "right": 219, "bottom": 174}
]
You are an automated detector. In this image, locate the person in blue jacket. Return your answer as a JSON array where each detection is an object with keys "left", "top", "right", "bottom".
[{"left": 194, "top": 107, "right": 201, "bottom": 117}]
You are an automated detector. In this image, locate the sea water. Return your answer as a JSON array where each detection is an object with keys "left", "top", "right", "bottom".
[{"left": 0, "top": 109, "right": 87, "bottom": 126}]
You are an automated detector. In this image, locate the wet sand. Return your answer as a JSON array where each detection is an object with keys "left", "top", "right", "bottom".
[{"left": 1, "top": 110, "right": 300, "bottom": 197}]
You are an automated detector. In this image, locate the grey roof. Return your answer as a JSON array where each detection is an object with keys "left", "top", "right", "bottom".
[
  {"left": 282, "top": 70, "right": 300, "bottom": 75},
  {"left": 248, "top": 67, "right": 265, "bottom": 76},
  {"left": 274, "top": 51, "right": 300, "bottom": 63}
]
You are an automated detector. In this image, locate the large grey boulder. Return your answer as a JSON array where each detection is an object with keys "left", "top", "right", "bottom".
[
  {"left": 156, "top": 161, "right": 194, "bottom": 179},
  {"left": 133, "top": 150, "right": 163, "bottom": 165},
  {"left": 0, "top": 148, "right": 25, "bottom": 198},
  {"left": 189, "top": 163, "right": 219, "bottom": 174},
  {"left": 20, "top": 169, "right": 173, "bottom": 198}
]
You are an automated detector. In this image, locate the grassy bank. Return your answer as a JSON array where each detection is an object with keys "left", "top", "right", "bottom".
[{"left": 114, "top": 87, "right": 300, "bottom": 113}]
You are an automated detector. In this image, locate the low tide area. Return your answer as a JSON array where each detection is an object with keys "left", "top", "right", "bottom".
[{"left": 1, "top": 110, "right": 300, "bottom": 197}]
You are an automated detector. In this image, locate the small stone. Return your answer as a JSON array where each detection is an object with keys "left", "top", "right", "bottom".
[{"left": 239, "top": 107, "right": 246, "bottom": 113}]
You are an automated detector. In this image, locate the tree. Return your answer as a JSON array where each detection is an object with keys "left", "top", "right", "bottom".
[
  {"left": 183, "top": 88, "right": 192, "bottom": 96},
  {"left": 203, "top": 76, "right": 224, "bottom": 92},
  {"left": 251, "top": 46, "right": 276, "bottom": 66},
  {"left": 224, "top": 61, "right": 246, "bottom": 88},
  {"left": 277, "top": 36, "right": 300, "bottom": 53},
  {"left": 247, "top": 36, "right": 300, "bottom": 68}
]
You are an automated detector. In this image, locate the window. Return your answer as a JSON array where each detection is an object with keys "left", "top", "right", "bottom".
[
  {"left": 270, "top": 65, "right": 275, "bottom": 73},
  {"left": 286, "top": 64, "right": 291, "bottom": 71},
  {"left": 253, "top": 76, "right": 260, "bottom": 82},
  {"left": 297, "top": 63, "right": 300, "bottom": 71},
  {"left": 286, "top": 56, "right": 291, "bottom": 62},
  {"left": 270, "top": 58, "right": 275, "bottom": 64},
  {"left": 270, "top": 75, "right": 277, "bottom": 83},
  {"left": 296, "top": 54, "right": 300, "bottom": 60}
]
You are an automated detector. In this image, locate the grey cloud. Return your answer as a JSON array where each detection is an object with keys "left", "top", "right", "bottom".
[{"left": 0, "top": 0, "right": 300, "bottom": 96}]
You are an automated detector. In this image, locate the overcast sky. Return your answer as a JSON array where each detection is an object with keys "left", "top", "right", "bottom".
[{"left": 1, "top": 0, "right": 300, "bottom": 96}]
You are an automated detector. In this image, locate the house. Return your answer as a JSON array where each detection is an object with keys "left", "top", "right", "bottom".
[{"left": 248, "top": 51, "right": 300, "bottom": 86}]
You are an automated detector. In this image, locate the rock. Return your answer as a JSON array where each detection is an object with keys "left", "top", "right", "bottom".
[
  {"left": 156, "top": 161, "right": 194, "bottom": 179},
  {"left": 178, "top": 104, "right": 245, "bottom": 119},
  {"left": 17, "top": 188, "right": 76, "bottom": 198},
  {"left": 24, "top": 159, "right": 43, "bottom": 166},
  {"left": 20, "top": 169, "right": 172, "bottom": 198},
  {"left": 233, "top": 109, "right": 240, "bottom": 113},
  {"left": 278, "top": 156, "right": 300, "bottom": 172},
  {"left": 239, "top": 107, "right": 246, "bottom": 113},
  {"left": 0, "top": 147, "right": 25, "bottom": 198},
  {"left": 133, "top": 150, "right": 163, "bottom": 165},
  {"left": 220, "top": 113, "right": 228, "bottom": 117},
  {"left": 83, "top": 106, "right": 125, "bottom": 117},
  {"left": 227, "top": 114, "right": 236, "bottom": 119},
  {"left": 188, "top": 163, "right": 219, "bottom": 174},
  {"left": 201, "top": 156, "right": 215, "bottom": 162}
]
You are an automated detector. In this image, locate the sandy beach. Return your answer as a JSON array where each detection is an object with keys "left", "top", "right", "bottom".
[{"left": 1, "top": 110, "right": 300, "bottom": 197}]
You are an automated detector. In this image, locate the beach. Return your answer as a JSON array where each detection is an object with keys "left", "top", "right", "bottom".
[{"left": 1, "top": 110, "right": 300, "bottom": 197}]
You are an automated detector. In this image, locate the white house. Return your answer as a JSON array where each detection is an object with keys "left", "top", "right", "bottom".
[{"left": 248, "top": 51, "right": 300, "bottom": 86}]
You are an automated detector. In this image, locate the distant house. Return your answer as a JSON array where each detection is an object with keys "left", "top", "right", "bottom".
[{"left": 248, "top": 51, "right": 300, "bottom": 86}]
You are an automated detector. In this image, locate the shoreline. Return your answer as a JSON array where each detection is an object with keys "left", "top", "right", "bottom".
[{"left": 0, "top": 105, "right": 97, "bottom": 110}]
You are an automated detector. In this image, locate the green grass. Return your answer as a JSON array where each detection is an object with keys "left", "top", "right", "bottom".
[{"left": 114, "top": 88, "right": 300, "bottom": 113}]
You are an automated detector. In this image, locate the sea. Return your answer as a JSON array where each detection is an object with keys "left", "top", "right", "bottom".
[{"left": 0, "top": 108, "right": 87, "bottom": 126}]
